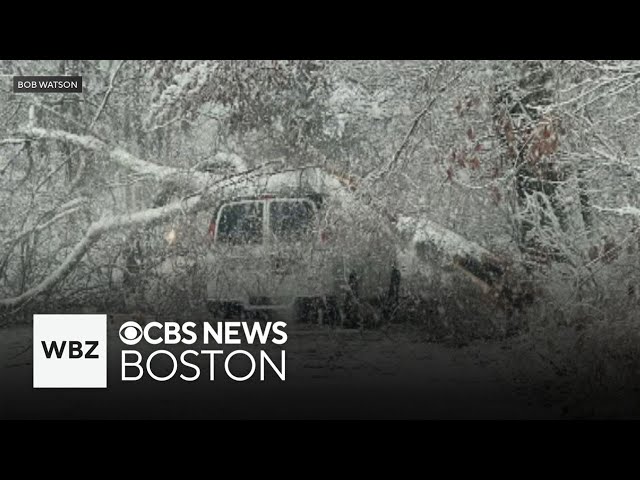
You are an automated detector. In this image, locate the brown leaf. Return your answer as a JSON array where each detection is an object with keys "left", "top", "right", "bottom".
[
  {"left": 490, "top": 186, "right": 502, "bottom": 205},
  {"left": 446, "top": 167, "right": 454, "bottom": 181}
]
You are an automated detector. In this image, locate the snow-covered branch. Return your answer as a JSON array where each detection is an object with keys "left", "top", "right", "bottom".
[
  {"left": 593, "top": 205, "right": 640, "bottom": 218},
  {"left": 16, "top": 126, "right": 180, "bottom": 180},
  {"left": 0, "top": 195, "right": 200, "bottom": 308},
  {"left": 0, "top": 138, "right": 26, "bottom": 146},
  {"left": 145, "top": 61, "right": 218, "bottom": 129},
  {"left": 396, "top": 215, "right": 502, "bottom": 266},
  {"left": 13, "top": 126, "right": 254, "bottom": 185},
  {"left": 212, "top": 152, "right": 247, "bottom": 173},
  {"left": 0, "top": 161, "right": 284, "bottom": 309},
  {"left": 2, "top": 197, "right": 86, "bottom": 250}
]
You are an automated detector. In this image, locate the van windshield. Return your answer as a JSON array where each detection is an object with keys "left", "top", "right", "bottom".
[
  {"left": 216, "top": 202, "right": 263, "bottom": 245},
  {"left": 269, "top": 200, "right": 315, "bottom": 242}
]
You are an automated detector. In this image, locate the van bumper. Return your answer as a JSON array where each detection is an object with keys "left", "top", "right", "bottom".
[{"left": 206, "top": 266, "right": 344, "bottom": 310}]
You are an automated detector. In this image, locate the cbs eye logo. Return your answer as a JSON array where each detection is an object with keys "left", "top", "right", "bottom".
[{"left": 119, "top": 321, "right": 143, "bottom": 345}]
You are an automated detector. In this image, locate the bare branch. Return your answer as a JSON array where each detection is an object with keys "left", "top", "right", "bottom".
[
  {"left": 88, "top": 60, "right": 125, "bottom": 131},
  {"left": 1, "top": 197, "right": 86, "bottom": 250}
]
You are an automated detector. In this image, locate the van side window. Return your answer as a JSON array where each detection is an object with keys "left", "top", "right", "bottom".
[
  {"left": 216, "top": 202, "right": 263, "bottom": 244},
  {"left": 269, "top": 200, "right": 315, "bottom": 242}
]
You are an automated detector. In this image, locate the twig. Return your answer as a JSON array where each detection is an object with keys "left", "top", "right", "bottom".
[
  {"left": 364, "top": 65, "right": 467, "bottom": 187},
  {"left": 88, "top": 60, "right": 124, "bottom": 131}
]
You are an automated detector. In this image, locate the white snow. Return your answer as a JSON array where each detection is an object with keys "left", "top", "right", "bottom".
[{"left": 396, "top": 215, "right": 501, "bottom": 265}]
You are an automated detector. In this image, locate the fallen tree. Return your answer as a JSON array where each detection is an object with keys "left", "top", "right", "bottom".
[
  {"left": 12, "top": 126, "right": 221, "bottom": 189},
  {"left": 394, "top": 215, "right": 534, "bottom": 314},
  {"left": 0, "top": 160, "right": 532, "bottom": 315},
  {"left": 1, "top": 124, "right": 532, "bottom": 316},
  {"left": 0, "top": 159, "right": 281, "bottom": 312}
]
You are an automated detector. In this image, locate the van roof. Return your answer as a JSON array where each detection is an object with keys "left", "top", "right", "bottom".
[
  {"left": 220, "top": 191, "right": 325, "bottom": 206},
  {"left": 219, "top": 167, "right": 347, "bottom": 199}
]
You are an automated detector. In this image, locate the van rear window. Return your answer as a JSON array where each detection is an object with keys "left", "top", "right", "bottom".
[
  {"left": 216, "top": 202, "right": 263, "bottom": 244},
  {"left": 269, "top": 200, "right": 315, "bottom": 242}
]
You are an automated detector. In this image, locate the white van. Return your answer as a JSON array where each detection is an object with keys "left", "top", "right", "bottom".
[{"left": 204, "top": 168, "right": 399, "bottom": 325}]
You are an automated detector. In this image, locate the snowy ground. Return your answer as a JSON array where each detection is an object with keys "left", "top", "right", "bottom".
[{"left": 0, "top": 315, "right": 567, "bottom": 419}]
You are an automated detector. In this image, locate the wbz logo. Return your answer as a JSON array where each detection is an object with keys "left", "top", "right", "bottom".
[
  {"left": 33, "top": 314, "right": 107, "bottom": 388},
  {"left": 41, "top": 340, "right": 99, "bottom": 359}
]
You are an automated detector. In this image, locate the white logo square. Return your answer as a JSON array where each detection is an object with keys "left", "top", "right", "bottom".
[{"left": 33, "top": 314, "right": 107, "bottom": 388}]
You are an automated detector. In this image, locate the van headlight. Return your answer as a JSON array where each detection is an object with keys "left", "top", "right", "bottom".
[{"left": 164, "top": 228, "right": 177, "bottom": 246}]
